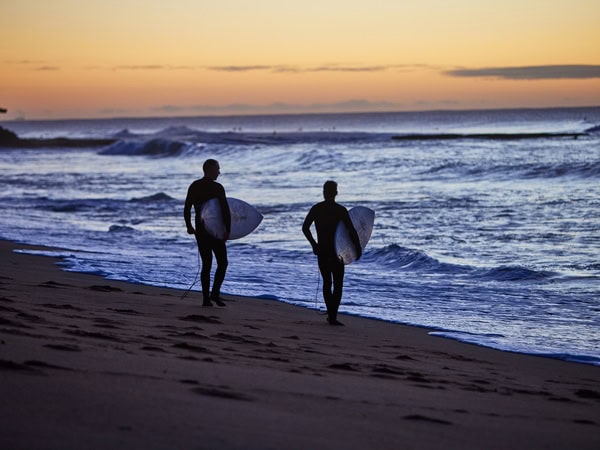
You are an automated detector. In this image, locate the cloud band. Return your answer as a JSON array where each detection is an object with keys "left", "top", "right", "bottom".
[{"left": 445, "top": 65, "right": 600, "bottom": 80}]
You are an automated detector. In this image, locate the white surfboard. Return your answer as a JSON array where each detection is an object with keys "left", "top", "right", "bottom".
[
  {"left": 200, "top": 197, "right": 263, "bottom": 240},
  {"left": 335, "top": 206, "right": 375, "bottom": 265}
]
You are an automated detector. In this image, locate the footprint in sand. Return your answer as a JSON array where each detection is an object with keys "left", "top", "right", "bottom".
[
  {"left": 0, "top": 359, "right": 41, "bottom": 374},
  {"left": 38, "top": 281, "right": 75, "bottom": 289},
  {"left": 107, "top": 308, "right": 141, "bottom": 315},
  {"left": 191, "top": 385, "right": 253, "bottom": 402},
  {"left": 41, "top": 303, "right": 83, "bottom": 311},
  {"left": 64, "top": 329, "right": 123, "bottom": 342},
  {"left": 44, "top": 343, "right": 82, "bottom": 352},
  {"left": 180, "top": 314, "right": 222, "bottom": 324},
  {"left": 403, "top": 414, "right": 452, "bottom": 425},
  {"left": 88, "top": 285, "right": 123, "bottom": 292},
  {"left": 328, "top": 362, "right": 359, "bottom": 372},
  {"left": 141, "top": 345, "right": 168, "bottom": 353},
  {"left": 172, "top": 342, "right": 211, "bottom": 353}
]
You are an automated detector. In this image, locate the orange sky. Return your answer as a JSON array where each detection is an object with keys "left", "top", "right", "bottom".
[{"left": 1, "top": 0, "right": 599, "bottom": 119}]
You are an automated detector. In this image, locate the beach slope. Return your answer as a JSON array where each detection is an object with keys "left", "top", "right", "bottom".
[{"left": 0, "top": 240, "right": 598, "bottom": 449}]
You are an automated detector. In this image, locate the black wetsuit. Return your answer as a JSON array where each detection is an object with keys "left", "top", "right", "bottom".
[
  {"left": 184, "top": 177, "right": 231, "bottom": 303},
  {"left": 302, "top": 200, "right": 360, "bottom": 322}
]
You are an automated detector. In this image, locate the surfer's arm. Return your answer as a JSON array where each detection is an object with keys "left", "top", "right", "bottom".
[
  {"left": 183, "top": 187, "right": 195, "bottom": 234},
  {"left": 344, "top": 213, "right": 362, "bottom": 260},
  {"left": 302, "top": 209, "right": 319, "bottom": 255},
  {"left": 217, "top": 186, "right": 231, "bottom": 239}
]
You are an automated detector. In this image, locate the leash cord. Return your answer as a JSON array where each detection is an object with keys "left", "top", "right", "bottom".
[
  {"left": 180, "top": 249, "right": 200, "bottom": 300},
  {"left": 314, "top": 264, "right": 321, "bottom": 311}
]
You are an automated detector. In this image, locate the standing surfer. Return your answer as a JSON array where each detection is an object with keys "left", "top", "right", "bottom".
[
  {"left": 303, "top": 180, "right": 362, "bottom": 325},
  {"left": 184, "top": 159, "right": 231, "bottom": 307}
]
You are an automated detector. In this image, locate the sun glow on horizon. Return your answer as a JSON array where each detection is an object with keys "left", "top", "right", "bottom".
[{"left": 1, "top": 0, "right": 600, "bottom": 119}]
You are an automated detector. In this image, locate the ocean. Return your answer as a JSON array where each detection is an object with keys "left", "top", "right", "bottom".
[{"left": 1, "top": 107, "right": 599, "bottom": 365}]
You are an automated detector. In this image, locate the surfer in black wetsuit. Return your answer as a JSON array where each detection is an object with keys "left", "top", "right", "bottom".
[
  {"left": 303, "top": 180, "right": 362, "bottom": 326},
  {"left": 184, "top": 159, "right": 231, "bottom": 307}
]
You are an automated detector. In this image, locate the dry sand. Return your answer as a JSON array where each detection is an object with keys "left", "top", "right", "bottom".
[{"left": 0, "top": 239, "right": 598, "bottom": 449}]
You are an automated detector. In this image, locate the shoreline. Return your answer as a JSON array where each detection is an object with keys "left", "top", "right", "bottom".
[
  {"left": 1, "top": 239, "right": 599, "bottom": 449},
  {"left": 14, "top": 243, "right": 598, "bottom": 368}
]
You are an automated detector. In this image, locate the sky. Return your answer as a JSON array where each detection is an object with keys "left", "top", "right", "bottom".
[{"left": 1, "top": 0, "right": 600, "bottom": 120}]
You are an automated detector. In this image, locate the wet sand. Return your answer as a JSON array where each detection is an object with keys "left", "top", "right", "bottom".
[{"left": 0, "top": 239, "right": 598, "bottom": 449}]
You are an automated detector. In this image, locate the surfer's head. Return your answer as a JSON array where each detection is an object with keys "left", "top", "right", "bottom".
[
  {"left": 203, "top": 159, "right": 220, "bottom": 180},
  {"left": 323, "top": 180, "right": 338, "bottom": 200}
]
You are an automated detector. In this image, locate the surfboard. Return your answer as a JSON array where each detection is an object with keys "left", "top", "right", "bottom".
[
  {"left": 335, "top": 206, "right": 375, "bottom": 265},
  {"left": 200, "top": 197, "right": 263, "bottom": 240}
]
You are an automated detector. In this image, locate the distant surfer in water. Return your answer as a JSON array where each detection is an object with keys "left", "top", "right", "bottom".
[
  {"left": 184, "top": 159, "right": 231, "bottom": 307},
  {"left": 303, "top": 180, "right": 362, "bottom": 325}
]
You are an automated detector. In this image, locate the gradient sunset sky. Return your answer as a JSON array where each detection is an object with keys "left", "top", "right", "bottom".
[{"left": 2, "top": 0, "right": 599, "bottom": 119}]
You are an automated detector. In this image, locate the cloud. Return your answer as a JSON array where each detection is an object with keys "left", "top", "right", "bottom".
[
  {"left": 114, "top": 64, "right": 199, "bottom": 71},
  {"left": 445, "top": 65, "right": 600, "bottom": 80},
  {"left": 308, "top": 65, "right": 389, "bottom": 73},
  {"left": 3, "top": 60, "right": 59, "bottom": 71},
  {"left": 114, "top": 65, "right": 169, "bottom": 70},
  {"left": 86, "top": 62, "right": 436, "bottom": 75},
  {"left": 208, "top": 65, "right": 275, "bottom": 72},
  {"left": 207, "top": 64, "right": 432, "bottom": 74},
  {"left": 4, "top": 59, "right": 44, "bottom": 65}
]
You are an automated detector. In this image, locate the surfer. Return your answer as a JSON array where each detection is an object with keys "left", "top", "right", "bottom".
[
  {"left": 303, "top": 180, "right": 362, "bottom": 326},
  {"left": 184, "top": 159, "right": 231, "bottom": 307}
]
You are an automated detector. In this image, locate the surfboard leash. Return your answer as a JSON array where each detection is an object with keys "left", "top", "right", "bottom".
[
  {"left": 314, "top": 264, "right": 322, "bottom": 312},
  {"left": 180, "top": 248, "right": 201, "bottom": 301},
  {"left": 313, "top": 262, "right": 330, "bottom": 315}
]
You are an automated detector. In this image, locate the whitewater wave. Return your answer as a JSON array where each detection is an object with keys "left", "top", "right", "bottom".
[
  {"left": 46, "top": 199, "right": 101, "bottom": 213},
  {"left": 585, "top": 124, "right": 600, "bottom": 133},
  {"left": 367, "top": 244, "right": 558, "bottom": 283},
  {"left": 99, "top": 139, "right": 192, "bottom": 157},
  {"left": 475, "top": 266, "right": 556, "bottom": 282},
  {"left": 111, "top": 128, "right": 141, "bottom": 139},
  {"left": 422, "top": 161, "right": 600, "bottom": 180},
  {"left": 522, "top": 161, "right": 600, "bottom": 178},
  {"left": 365, "top": 244, "right": 469, "bottom": 274},
  {"left": 392, "top": 131, "right": 585, "bottom": 141},
  {"left": 108, "top": 224, "right": 136, "bottom": 233},
  {"left": 129, "top": 192, "right": 175, "bottom": 202},
  {"left": 99, "top": 129, "right": 388, "bottom": 151},
  {"left": 152, "top": 125, "right": 200, "bottom": 138},
  {"left": 39, "top": 198, "right": 121, "bottom": 213}
]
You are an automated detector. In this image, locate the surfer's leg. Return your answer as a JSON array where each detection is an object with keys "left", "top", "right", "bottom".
[
  {"left": 211, "top": 239, "right": 228, "bottom": 305},
  {"left": 318, "top": 256, "right": 334, "bottom": 318},
  {"left": 330, "top": 261, "right": 345, "bottom": 323},
  {"left": 196, "top": 235, "right": 213, "bottom": 304}
]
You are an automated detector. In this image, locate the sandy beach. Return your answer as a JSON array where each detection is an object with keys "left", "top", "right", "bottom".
[{"left": 0, "top": 239, "right": 598, "bottom": 449}]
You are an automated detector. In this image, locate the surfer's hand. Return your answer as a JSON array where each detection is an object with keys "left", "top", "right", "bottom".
[
  {"left": 311, "top": 244, "right": 319, "bottom": 255},
  {"left": 356, "top": 246, "right": 363, "bottom": 260},
  {"left": 187, "top": 226, "right": 195, "bottom": 235}
]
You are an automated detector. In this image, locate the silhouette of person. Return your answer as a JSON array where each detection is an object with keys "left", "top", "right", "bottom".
[
  {"left": 303, "top": 180, "right": 362, "bottom": 325},
  {"left": 184, "top": 159, "right": 231, "bottom": 307}
]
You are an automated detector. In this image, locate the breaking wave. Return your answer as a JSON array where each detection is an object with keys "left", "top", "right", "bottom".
[
  {"left": 129, "top": 192, "right": 175, "bottom": 202},
  {"left": 365, "top": 245, "right": 469, "bottom": 274},
  {"left": 585, "top": 124, "right": 600, "bottom": 133},
  {"left": 108, "top": 224, "right": 136, "bottom": 233},
  {"left": 422, "top": 161, "right": 600, "bottom": 180},
  {"left": 475, "top": 266, "right": 556, "bottom": 282},
  {"left": 367, "top": 244, "right": 557, "bottom": 282},
  {"left": 99, "top": 139, "right": 191, "bottom": 157}
]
